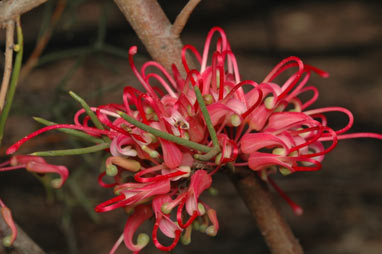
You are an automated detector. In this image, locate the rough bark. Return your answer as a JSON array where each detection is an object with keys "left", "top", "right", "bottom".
[
  {"left": 114, "top": 0, "right": 185, "bottom": 75},
  {"left": 229, "top": 169, "right": 303, "bottom": 254},
  {"left": 0, "top": 0, "right": 48, "bottom": 23}
]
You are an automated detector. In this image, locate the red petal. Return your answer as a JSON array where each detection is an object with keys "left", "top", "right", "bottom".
[
  {"left": 160, "top": 139, "right": 182, "bottom": 169},
  {"left": 123, "top": 205, "right": 153, "bottom": 252}
]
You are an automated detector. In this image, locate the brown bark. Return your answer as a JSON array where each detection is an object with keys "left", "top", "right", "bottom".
[
  {"left": 171, "top": 0, "right": 201, "bottom": 38},
  {"left": 229, "top": 169, "right": 303, "bottom": 254},
  {"left": 0, "top": 19, "right": 15, "bottom": 112},
  {"left": 0, "top": 0, "right": 48, "bottom": 23},
  {"left": 114, "top": 0, "right": 185, "bottom": 75},
  {"left": 0, "top": 218, "right": 45, "bottom": 254}
]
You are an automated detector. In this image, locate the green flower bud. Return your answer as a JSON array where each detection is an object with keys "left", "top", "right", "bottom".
[
  {"left": 106, "top": 164, "right": 118, "bottom": 176},
  {"left": 137, "top": 233, "right": 150, "bottom": 248}
]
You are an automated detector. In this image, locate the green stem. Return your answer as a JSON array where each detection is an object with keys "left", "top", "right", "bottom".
[
  {"left": 194, "top": 146, "right": 220, "bottom": 161},
  {"left": 194, "top": 86, "right": 219, "bottom": 148},
  {"left": 30, "top": 142, "right": 110, "bottom": 156},
  {"left": 118, "top": 111, "right": 212, "bottom": 153},
  {"left": 69, "top": 91, "right": 105, "bottom": 130},
  {"left": 0, "top": 21, "right": 23, "bottom": 146},
  {"left": 33, "top": 117, "right": 104, "bottom": 144}
]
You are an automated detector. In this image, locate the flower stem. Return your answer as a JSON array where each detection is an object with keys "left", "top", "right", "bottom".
[
  {"left": 33, "top": 117, "right": 104, "bottom": 144},
  {"left": 30, "top": 142, "right": 109, "bottom": 156},
  {"left": 69, "top": 91, "right": 104, "bottom": 130},
  {"left": 117, "top": 111, "right": 212, "bottom": 153},
  {"left": 194, "top": 146, "right": 220, "bottom": 161},
  {"left": 194, "top": 85, "right": 219, "bottom": 148},
  {"left": 0, "top": 19, "right": 23, "bottom": 146}
]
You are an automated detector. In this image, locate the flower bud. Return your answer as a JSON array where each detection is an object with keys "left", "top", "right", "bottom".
[
  {"left": 142, "top": 146, "right": 159, "bottom": 158},
  {"left": 199, "top": 223, "right": 208, "bottom": 233},
  {"left": 208, "top": 187, "right": 219, "bottom": 196},
  {"left": 203, "top": 94, "right": 214, "bottom": 105},
  {"left": 264, "top": 96, "right": 275, "bottom": 110},
  {"left": 106, "top": 164, "right": 118, "bottom": 176},
  {"left": 230, "top": 114, "right": 241, "bottom": 127},
  {"left": 206, "top": 225, "right": 217, "bottom": 237},
  {"left": 2, "top": 235, "right": 12, "bottom": 247},
  {"left": 161, "top": 202, "right": 172, "bottom": 214},
  {"left": 279, "top": 167, "right": 292, "bottom": 176},
  {"left": 181, "top": 226, "right": 192, "bottom": 245},
  {"left": 193, "top": 221, "right": 200, "bottom": 231},
  {"left": 51, "top": 178, "right": 64, "bottom": 189},
  {"left": 197, "top": 203, "right": 206, "bottom": 215},
  {"left": 137, "top": 233, "right": 150, "bottom": 248},
  {"left": 272, "top": 147, "right": 286, "bottom": 156}
]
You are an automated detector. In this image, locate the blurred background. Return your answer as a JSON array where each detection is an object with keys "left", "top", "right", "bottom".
[{"left": 0, "top": 0, "right": 381, "bottom": 253}]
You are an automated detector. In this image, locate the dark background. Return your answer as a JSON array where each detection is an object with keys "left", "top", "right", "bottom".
[{"left": 0, "top": 0, "right": 381, "bottom": 253}]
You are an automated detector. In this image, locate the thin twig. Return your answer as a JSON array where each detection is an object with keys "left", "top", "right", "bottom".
[
  {"left": 171, "top": 0, "right": 201, "bottom": 38},
  {"left": 19, "top": 0, "right": 66, "bottom": 82},
  {"left": 0, "top": 19, "right": 15, "bottom": 112},
  {"left": 0, "top": 18, "right": 23, "bottom": 147},
  {"left": 0, "top": 0, "right": 48, "bottom": 23}
]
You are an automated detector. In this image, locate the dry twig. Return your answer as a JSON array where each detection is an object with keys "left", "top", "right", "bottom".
[
  {"left": 0, "top": 0, "right": 48, "bottom": 23},
  {"left": 0, "top": 20, "right": 15, "bottom": 112},
  {"left": 171, "top": 0, "right": 201, "bottom": 38},
  {"left": 19, "top": 0, "right": 66, "bottom": 82}
]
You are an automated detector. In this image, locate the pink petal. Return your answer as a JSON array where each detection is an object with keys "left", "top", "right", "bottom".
[
  {"left": 207, "top": 103, "right": 233, "bottom": 126},
  {"left": 10, "top": 155, "right": 46, "bottom": 166},
  {"left": 265, "top": 112, "right": 314, "bottom": 132},
  {"left": 181, "top": 153, "right": 194, "bottom": 167},
  {"left": 0, "top": 201, "right": 17, "bottom": 246},
  {"left": 248, "top": 152, "right": 293, "bottom": 172},
  {"left": 152, "top": 195, "right": 181, "bottom": 238},
  {"left": 247, "top": 104, "right": 273, "bottom": 131},
  {"left": 160, "top": 139, "right": 182, "bottom": 169},
  {"left": 96, "top": 180, "right": 170, "bottom": 213},
  {"left": 26, "top": 161, "right": 69, "bottom": 188},
  {"left": 190, "top": 170, "right": 212, "bottom": 198},
  {"left": 187, "top": 116, "right": 206, "bottom": 143},
  {"left": 123, "top": 205, "right": 153, "bottom": 252},
  {"left": 241, "top": 133, "right": 289, "bottom": 154},
  {"left": 186, "top": 170, "right": 212, "bottom": 215},
  {"left": 206, "top": 208, "right": 219, "bottom": 236}
]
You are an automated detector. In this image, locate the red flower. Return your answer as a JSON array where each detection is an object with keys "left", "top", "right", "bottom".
[
  {"left": 1, "top": 155, "right": 68, "bottom": 188},
  {"left": 3, "top": 26, "right": 381, "bottom": 253}
]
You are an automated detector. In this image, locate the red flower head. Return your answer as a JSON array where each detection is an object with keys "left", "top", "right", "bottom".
[{"left": 3, "top": 26, "right": 381, "bottom": 253}]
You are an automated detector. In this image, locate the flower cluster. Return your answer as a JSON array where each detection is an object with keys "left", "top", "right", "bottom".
[{"left": 2, "top": 27, "right": 381, "bottom": 253}]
